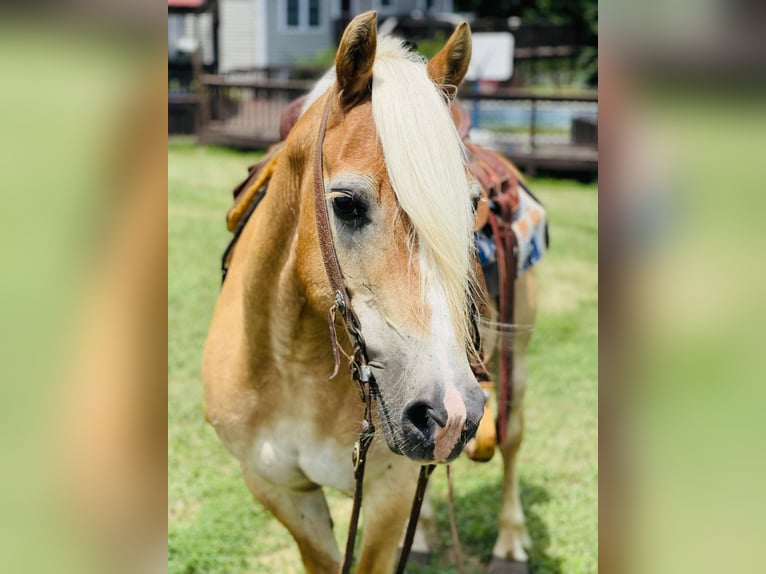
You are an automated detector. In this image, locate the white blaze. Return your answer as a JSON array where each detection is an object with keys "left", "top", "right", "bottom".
[{"left": 426, "top": 280, "right": 468, "bottom": 461}]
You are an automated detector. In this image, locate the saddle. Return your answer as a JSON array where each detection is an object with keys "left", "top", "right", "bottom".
[{"left": 225, "top": 96, "right": 547, "bottom": 463}]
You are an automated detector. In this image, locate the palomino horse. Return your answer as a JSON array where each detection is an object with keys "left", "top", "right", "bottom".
[{"left": 203, "top": 12, "right": 536, "bottom": 573}]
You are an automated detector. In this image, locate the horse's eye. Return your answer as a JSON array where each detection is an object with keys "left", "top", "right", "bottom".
[{"left": 331, "top": 195, "right": 368, "bottom": 226}]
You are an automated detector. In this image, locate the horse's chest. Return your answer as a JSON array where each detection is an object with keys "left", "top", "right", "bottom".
[{"left": 248, "top": 420, "right": 355, "bottom": 495}]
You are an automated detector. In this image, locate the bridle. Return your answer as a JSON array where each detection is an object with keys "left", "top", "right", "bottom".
[
  {"left": 220, "top": 84, "right": 485, "bottom": 573},
  {"left": 312, "top": 88, "right": 438, "bottom": 574}
]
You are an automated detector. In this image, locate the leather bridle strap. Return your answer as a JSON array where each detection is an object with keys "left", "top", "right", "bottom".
[
  {"left": 312, "top": 92, "right": 363, "bottom": 343},
  {"left": 341, "top": 385, "right": 374, "bottom": 574},
  {"left": 487, "top": 210, "right": 518, "bottom": 446},
  {"left": 395, "top": 464, "right": 436, "bottom": 574},
  {"left": 313, "top": 89, "right": 435, "bottom": 574},
  {"left": 313, "top": 89, "right": 373, "bottom": 574}
]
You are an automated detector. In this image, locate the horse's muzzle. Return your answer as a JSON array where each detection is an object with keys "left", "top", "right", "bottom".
[{"left": 399, "top": 384, "right": 485, "bottom": 462}]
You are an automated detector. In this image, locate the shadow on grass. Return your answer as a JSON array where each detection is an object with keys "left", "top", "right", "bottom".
[
  {"left": 408, "top": 478, "right": 562, "bottom": 574},
  {"left": 518, "top": 481, "right": 563, "bottom": 574}
]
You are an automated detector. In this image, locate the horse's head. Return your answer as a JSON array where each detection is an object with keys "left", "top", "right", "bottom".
[{"left": 292, "top": 12, "right": 485, "bottom": 463}]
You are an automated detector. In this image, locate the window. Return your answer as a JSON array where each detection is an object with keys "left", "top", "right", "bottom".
[
  {"left": 283, "top": 0, "right": 321, "bottom": 30},
  {"left": 287, "top": 0, "right": 299, "bottom": 27},
  {"left": 308, "top": 0, "right": 320, "bottom": 27}
]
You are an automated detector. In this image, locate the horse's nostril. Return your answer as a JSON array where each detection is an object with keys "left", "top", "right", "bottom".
[
  {"left": 403, "top": 401, "right": 431, "bottom": 436},
  {"left": 403, "top": 400, "right": 448, "bottom": 436}
]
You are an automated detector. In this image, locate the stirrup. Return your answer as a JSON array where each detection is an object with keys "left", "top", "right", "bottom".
[{"left": 464, "top": 380, "right": 497, "bottom": 462}]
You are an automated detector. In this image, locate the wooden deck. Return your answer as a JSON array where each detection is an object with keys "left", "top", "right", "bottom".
[
  {"left": 198, "top": 99, "right": 288, "bottom": 148},
  {"left": 506, "top": 144, "right": 598, "bottom": 177},
  {"left": 195, "top": 77, "right": 598, "bottom": 177}
]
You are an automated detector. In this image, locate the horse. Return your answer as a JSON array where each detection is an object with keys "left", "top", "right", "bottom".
[{"left": 202, "top": 12, "right": 537, "bottom": 573}]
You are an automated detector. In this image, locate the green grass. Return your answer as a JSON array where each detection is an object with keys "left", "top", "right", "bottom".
[{"left": 168, "top": 141, "right": 598, "bottom": 573}]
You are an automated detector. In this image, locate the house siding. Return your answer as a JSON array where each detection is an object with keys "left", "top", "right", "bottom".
[
  {"left": 266, "top": 0, "right": 335, "bottom": 66},
  {"left": 361, "top": 0, "right": 454, "bottom": 13},
  {"left": 220, "top": 0, "right": 262, "bottom": 72},
  {"left": 168, "top": 12, "right": 215, "bottom": 65},
  {"left": 217, "top": 0, "right": 458, "bottom": 71}
]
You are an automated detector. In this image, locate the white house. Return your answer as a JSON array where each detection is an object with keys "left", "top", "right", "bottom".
[
  {"left": 218, "top": 0, "right": 454, "bottom": 71},
  {"left": 168, "top": 1, "right": 456, "bottom": 73}
]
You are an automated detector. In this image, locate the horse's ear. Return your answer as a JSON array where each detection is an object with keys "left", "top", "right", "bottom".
[
  {"left": 335, "top": 11, "right": 377, "bottom": 108},
  {"left": 427, "top": 21, "right": 472, "bottom": 100}
]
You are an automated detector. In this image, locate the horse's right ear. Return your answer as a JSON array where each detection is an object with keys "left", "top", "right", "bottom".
[
  {"left": 335, "top": 11, "right": 377, "bottom": 108},
  {"left": 427, "top": 21, "right": 472, "bottom": 100}
]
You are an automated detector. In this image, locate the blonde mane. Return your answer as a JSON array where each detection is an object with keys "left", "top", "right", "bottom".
[
  {"left": 303, "top": 37, "right": 477, "bottom": 348},
  {"left": 371, "top": 37, "right": 476, "bottom": 348}
]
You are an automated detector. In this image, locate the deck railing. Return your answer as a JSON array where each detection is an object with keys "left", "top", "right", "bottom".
[
  {"left": 198, "top": 75, "right": 314, "bottom": 148},
  {"left": 194, "top": 70, "right": 598, "bottom": 175}
]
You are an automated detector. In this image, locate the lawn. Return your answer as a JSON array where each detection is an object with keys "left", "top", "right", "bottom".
[{"left": 168, "top": 139, "right": 598, "bottom": 574}]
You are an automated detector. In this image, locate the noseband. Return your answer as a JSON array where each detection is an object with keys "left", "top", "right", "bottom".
[{"left": 312, "top": 90, "right": 436, "bottom": 574}]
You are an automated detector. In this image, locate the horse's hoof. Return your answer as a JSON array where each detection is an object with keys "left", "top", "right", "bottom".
[
  {"left": 487, "top": 557, "right": 529, "bottom": 574},
  {"left": 407, "top": 550, "right": 431, "bottom": 566}
]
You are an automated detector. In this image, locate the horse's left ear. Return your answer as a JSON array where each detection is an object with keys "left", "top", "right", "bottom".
[
  {"left": 336, "top": 11, "right": 377, "bottom": 108},
  {"left": 427, "top": 22, "right": 472, "bottom": 100}
]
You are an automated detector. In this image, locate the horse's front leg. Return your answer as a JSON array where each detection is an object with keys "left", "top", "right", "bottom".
[
  {"left": 490, "top": 400, "right": 530, "bottom": 571},
  {"left": 356, "top": 453, "right": 421, "bottom": 574},
  {"left": 242, "top": 467, "right": 340, "bottom": 573},
  {"left": 490, "top": 271, "right": 536, "bottom": 573}
]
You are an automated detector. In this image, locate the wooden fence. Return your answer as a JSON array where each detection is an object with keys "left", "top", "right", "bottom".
[
  {"left": 458, "top": 88, "right": 598, "bottom": 176},
  {"left": 193, "top": 71, "right": 598, "bottom": 176},
  {"left": 196, "top": 75, "right": 313, "bottom": 148}
]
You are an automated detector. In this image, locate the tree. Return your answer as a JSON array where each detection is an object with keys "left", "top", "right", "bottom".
[{"left": 454, "top": 0, "right": 597, "bottom": 43}]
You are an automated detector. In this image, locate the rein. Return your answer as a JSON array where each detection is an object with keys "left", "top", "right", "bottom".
[
  {"left": 487, "top": 210, "right": 518, "bottom": 444},
  {"left": 313, "top": 91, "right": 436, "bottom": 574}
]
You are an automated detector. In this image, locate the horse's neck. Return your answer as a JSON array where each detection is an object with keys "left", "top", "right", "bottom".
[{"left": 231, "top": 149, "right": 335, "bottom": 383}]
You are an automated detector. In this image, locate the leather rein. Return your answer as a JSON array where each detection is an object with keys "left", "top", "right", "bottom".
[{"left": 313, "top": 90, "right": 436, "bottom": 574}]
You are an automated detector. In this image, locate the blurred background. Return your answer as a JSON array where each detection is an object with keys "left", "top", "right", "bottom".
[
  {"left": 168, "top": 2, "right": 598, "bottom": 573},
  {"left": 2, "top": 0, "right": 765, "bottom": 572},
  {"left": 168, "top": 0, "right": 598, "bottom": 180}
]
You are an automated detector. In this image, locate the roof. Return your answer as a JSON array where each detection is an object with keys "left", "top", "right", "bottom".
[{"left": 168, "top": 0, "right": 205, "bottom": 9}]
